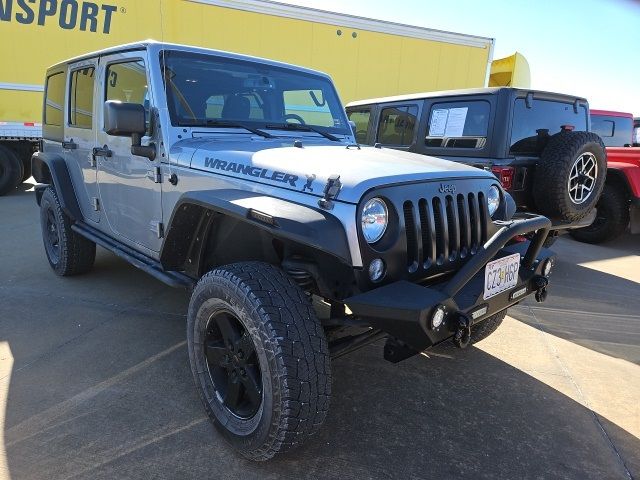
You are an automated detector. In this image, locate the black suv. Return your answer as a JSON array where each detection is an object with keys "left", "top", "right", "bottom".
[{"left": 346, "top": 88, "right": 607, "bottom": 238}]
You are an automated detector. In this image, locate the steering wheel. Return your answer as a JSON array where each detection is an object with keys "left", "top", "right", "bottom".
[{"left": 283, "top": 113, "right": 306, "bottom": 125}]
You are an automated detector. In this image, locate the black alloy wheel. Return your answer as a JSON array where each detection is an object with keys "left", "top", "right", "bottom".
[{"left": 204, "top": 310, "right": 262, "bottom": 419}]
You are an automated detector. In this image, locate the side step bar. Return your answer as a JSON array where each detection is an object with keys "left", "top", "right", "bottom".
[{"left": 72, "top": 222, "right": 194, "bottom": 289}]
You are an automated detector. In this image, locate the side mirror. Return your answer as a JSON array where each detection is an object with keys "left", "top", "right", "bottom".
[
  {"left": 104, "top": 100, "right": 146, "bottom": 137},
  {"left": 104, "top": 101, "right": 155, "bottom": 160}
]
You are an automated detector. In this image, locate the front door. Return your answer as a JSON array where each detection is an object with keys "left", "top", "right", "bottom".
[{"left": 95, "top": 51, "right": 163, "bottom": 253}]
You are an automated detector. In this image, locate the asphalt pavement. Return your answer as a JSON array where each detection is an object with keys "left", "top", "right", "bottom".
[{"left": 1, "top": 182, "right": 638, "bottom": 480}]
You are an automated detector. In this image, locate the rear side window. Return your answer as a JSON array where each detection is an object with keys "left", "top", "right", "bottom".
[
  {"left": 69, "top": 67, "right": 95, "bottom": 128},
  {"left": 347, "top": 107, "right": 371, "bottom": 144},
  {"left": 425, "top": 101, "right": 490, "bottom": 149},
  {"left": 44, "top": 72, "right": 65, "bottom": 126},
  {"left": 377, "top": 105, "right": 418, "bottom": 146},
  {"left": 510, "top": 99, "right": 588, "bottom": 155},
  {"left": 591, "top": 115, "right": 634, "bottom": 147}
]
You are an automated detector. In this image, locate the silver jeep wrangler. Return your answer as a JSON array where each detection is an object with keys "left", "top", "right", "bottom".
[{"left": 33, "top": 41, "right": 555, "bottom": 460}]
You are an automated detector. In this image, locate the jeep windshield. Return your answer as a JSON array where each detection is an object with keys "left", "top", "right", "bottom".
[{"left": 161, "top": 50, "right": 351, "bottom": 136}]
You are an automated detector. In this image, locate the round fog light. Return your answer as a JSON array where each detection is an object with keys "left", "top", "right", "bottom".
[
  {"left": 542, "top": 258, "right": 553, "bottom": 276},
  {"left": 431, "top": 305, "right": 446, "bottom": 329},
  {"left": 369, "top": 258, "right": 385, "bottom": 282}
]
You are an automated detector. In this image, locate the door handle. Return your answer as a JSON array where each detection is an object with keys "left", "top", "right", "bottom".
[
  {"left": 62, "top": 141, "right": 77, "bottom": 150},
  {"left": 92, "top": 146, "right": 113, "bottom": 158}
]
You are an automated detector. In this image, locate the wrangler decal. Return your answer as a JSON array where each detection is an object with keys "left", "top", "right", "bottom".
[
  {"left": 302, "top": 174, "right": 316, "bottom": 192},
  {"left": 204, "top": 157, "right": 299, "bottom": 187}
]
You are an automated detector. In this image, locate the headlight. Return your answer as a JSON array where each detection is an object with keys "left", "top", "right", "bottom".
[
  {"left": 361, "top": 198, "right": 388, "bottom": 243},
  {"left": 487, "top": 185, "right": 501, "bottom": 217}
]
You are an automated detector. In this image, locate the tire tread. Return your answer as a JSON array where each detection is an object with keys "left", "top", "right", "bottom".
[
  {"left": 192, "top": 262, "right": 330, "bottom": 461},
  {"left": 534, "top": 131, "right": 606, "bottom": 222},
  {"left": 41, "top": 186, "right": 96, "bottom": 275}
]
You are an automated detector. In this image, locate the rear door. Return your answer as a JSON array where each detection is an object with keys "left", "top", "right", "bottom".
[
  {"left": 65, "top": 60, "right": 100, "bottom": 223},
  {"left": 95, "top": 51, "right": 163, "bottom": 253}
]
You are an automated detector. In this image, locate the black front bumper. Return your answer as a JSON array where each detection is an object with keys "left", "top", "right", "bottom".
[{"left": 345, "top": 214, "right": 554, "bottom": 352}]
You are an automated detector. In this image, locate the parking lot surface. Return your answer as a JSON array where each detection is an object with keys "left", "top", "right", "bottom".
[{"left": 1, "top": 183, "right": 639, "bottom": 480}]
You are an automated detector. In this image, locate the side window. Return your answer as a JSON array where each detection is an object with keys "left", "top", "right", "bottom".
[
  {"left": 591, "top": 118, "right": 614, "bottom": 139},
  {"left": 347, "top": 108, "right": 371, "bottom": 144},
  {"left": 44, "top": 72, "right": 65, "bottom": 126},
  {"left": 206, "top": 95, "right": 224, "bottom": 119},
  {"left": 376, "top": 105, "right": 418, "bottom": 146},
  {"left": 591, "top": 115, "right": 633, "bottom": 147},
  {"left": 105, "top": 60, "right": 149, "bottom": 131},
  {"left": 283, "top": 89, "right": 335, "bottom": 127},
  {"left": 69, "top": 67, "right": 95, "bottom": 128},
  {"left": 425, "top": 101, "right": 490, "bottom": 149}
]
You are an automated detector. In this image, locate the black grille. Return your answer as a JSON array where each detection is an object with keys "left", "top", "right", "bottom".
[{"left": 403, "top": 192, "right": 489, "bottom": 271}]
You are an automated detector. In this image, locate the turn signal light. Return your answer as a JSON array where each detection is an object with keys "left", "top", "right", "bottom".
[{"left": 491, "top": 166, "right": 515, "bottom": 190}]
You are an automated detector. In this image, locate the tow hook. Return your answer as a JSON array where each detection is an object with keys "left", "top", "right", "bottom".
[
  {"left": 452, "top": 313, "right": 472, "bottom": 349},
  {"left": 534, "top": 276, "right": 549, "bottom": 303}
]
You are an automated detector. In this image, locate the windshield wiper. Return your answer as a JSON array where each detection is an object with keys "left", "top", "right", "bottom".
[
  {"left": 202, "top": 120, "right": 275, "bottom": 138},
  {"left": 265, "top": 122, "right": 340, "bottom": 142}
]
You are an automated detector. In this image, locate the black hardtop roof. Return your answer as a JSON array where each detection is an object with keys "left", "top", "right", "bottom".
[{"left": 346, "top": 87, "right": 588, "bottom": 108}]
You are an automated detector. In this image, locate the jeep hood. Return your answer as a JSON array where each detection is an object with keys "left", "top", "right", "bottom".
[{"left": 182, "top": 138, "right": 494, "bottom": 204}]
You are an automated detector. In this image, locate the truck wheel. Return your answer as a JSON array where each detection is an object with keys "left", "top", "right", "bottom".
[
  {"left": 0, "top": 144, "right": 24, "bottom": 196},
  {"left": 187, "top": 262, "right": 331, "bottom": 461},
  {"left": 22, "top": 155, "right": 32, "bottom": 182},
  {"left": 534, "top": 131, "right": 606, "bottom": 222},
  {"left": 40, "top": 186, "right": 96, "bottom": 275},
  {"left": 570, "top": 185, "right": 629, "bottom": 244},
  {"left": 470, "top": 310, "right": 507, "bottom": 343}
]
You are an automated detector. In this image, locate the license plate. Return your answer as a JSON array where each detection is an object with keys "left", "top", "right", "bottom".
[{"left": 483, "top": 253, "right": 521, "bottom": 300}]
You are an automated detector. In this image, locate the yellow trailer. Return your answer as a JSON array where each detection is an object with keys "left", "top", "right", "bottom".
[{"left": 0, "top": 0, "right": 493, "bottom": 191}]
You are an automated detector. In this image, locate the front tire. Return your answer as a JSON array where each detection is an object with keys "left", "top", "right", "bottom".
[
  {"left": 187, "top": 262, "right": 331, "bottom": 461},
  {"left": 469, "top": 310, "right": 507, "bottom": 343},
  {"left": 40, "top": 186, "right": 96, "bottom": 275},
  {"left": 570, "top": 185, "right": 629, "bottom": 244}
]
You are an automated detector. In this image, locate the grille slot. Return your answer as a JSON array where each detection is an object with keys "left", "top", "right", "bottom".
[
  {"left": 403, "top": 201, "right": 418, "bottom": 270},
  {"left": 403, "top": 192, "right": 488, "bottom": 273}
]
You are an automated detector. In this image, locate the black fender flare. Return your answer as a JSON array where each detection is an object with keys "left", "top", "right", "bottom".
[
  {"left": 31, "top": 151, "right": 83, "bottom": 221},
  {"left": 160, "top": 189, "right": 353, "bottom": 272}
]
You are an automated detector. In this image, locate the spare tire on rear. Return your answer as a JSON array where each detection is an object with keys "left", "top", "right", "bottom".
[{"left": 533, "top": 131, "right": 606, "bottom": 222}]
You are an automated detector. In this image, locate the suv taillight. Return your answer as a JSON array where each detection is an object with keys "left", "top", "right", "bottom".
[{"left": 491, "top": 166, "right": 515, "bottom": 190}]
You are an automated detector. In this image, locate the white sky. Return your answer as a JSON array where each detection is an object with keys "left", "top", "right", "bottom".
[{"left": 286, "top": 0, "right": 640, "bottom": 115}]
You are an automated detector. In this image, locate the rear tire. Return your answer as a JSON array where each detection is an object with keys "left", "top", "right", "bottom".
[
  {"left": 534, "top": 131, "right": 606, "bottom": 222},
  {"left": 0, "top": 144, "right": 24, "bottom": 196},
  {"left": 40, "top": 186, "right": 96, "bottom": 275},
  {"left": 570, "top": 185, "right": 629, "bottom": 244},
  {"left": 187, "top": 262, "right": 331, "bottom": 461}
]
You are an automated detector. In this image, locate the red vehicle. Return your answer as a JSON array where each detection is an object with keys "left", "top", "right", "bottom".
[{"left": 571, "top": 110, "right": 640, "bottom": 243}]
